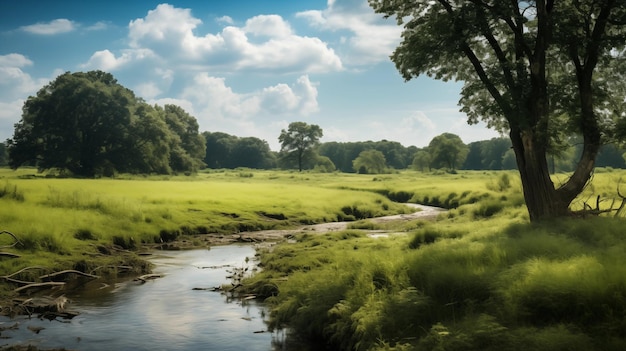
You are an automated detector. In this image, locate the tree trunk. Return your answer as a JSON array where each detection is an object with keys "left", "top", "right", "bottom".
[{"left": 510, "top": 127, "right": 571, "bottom": 221}]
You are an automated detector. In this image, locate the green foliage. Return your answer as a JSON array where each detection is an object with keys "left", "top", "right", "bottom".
[
  {"left": 7, "top": 70, "right": 205, "bottom": 177},
  {"left": 428, "top": 133, "right": 469, "bottom": 171},
  {"left": 353, "top": 149, "right": 388, "bottom": 174},
  {"left": 319, "top": 140, "right": 414, "bottom": 173},
  {"left": 412, "top": 150, "right": 431, "bottom": 172},
  {"left": 370, "top": 0, "right": 626, "bottom": 221},
  {"left": 203, "top": 131, "right": 277, "bottom": 169},
  {"left": 278, "top": 122, "right": 323, "bottom": 172}
]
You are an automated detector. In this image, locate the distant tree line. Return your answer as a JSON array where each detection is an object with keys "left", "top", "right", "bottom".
[{"left": 2, "top": 70, "right": 625, "bottom": 175}]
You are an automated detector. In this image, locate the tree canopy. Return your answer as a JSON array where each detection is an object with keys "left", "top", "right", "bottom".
[
  {"left": 353, "top": 149, "right": 387, "bottom": 174},
  {"left": 370, "top": 0, "right": 626, "bottom": 220},
  {"left": 278, "top": 122, "right": 323, "bottom": 172},
  {"left": 428, "top": 133, "right": 469, "bottom": 171},
  {"left": 7, "top": 71, "right": 205, "bottom": 177}
]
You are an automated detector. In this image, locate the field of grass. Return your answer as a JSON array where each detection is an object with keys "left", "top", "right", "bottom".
[
  {"left": 2, "top": 166, "right": 626, "bottom": 350},
  {"left": 0, "top": 167, "right": 413, "bottom": 297},
  {"left": 238, "top": 168, "right": 626, "bottom": 351}
]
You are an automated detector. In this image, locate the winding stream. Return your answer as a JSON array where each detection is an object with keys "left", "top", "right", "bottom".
[
  {"left": 1, "top": 245, "right": 285, "bottom": 351},
  {"left": 1, "top": 204, "right": 444, "bottom": 350}
]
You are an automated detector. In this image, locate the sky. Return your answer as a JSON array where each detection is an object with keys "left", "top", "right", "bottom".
[{"left": 0, "top": 0, "right": 500, "bottom": 151}]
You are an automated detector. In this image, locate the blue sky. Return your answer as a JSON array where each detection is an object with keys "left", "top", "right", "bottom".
[{"left": 0, "top": 0, "right": 499, "bottom": 150}]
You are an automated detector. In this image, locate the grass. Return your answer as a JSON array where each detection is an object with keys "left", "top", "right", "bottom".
[
  {"left": 0, "top": 167, "right": 411, "bottom": 297},
  {"left": 238, "top": 168, "right": 626, "bottom": 351},
  {"left": 2, "top": 167, "right": 626, "bottom": 350}
]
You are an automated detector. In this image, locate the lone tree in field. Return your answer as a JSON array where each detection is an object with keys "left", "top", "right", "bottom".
[
  {"left": 370, "top": 0, "right": 626, "bottom": 221},
  {"left": 428, "top": 133, "right": 469, "bottom": 171},
  {"left": 278, "top": 122, "right": 323, "bottom": 172}
]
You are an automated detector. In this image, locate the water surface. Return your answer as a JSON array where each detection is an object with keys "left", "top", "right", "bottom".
[{"left": 1, "top": 245, "right": 285, "bottom": 350}]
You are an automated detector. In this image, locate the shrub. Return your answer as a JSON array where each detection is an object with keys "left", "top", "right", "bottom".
[
  {"left": 473, "top": 199, "right": 505, "bottom": 218},
  {"left": 74, "top": 229, "right": 97, "bottom": 240}
]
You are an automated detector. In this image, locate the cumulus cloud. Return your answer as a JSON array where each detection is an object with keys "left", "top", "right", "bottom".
[
  {"left": 148, "top": 74, "right": 319, "bottom": 144},
  {"left": 0, "top": 53, "right": 48, "bottom": 100},
  {"left": 216, "top": 16, "right": 234, "bottom": 25},
  {"left": 296, "top": 0, "right": 401, "bottom": 66},
  {"left": 124, "top": 4, "right": 341, "bottom": 73},
  {"left": 244, "top": 15, "right": 292, "bottom": 37},
  {"left": 80, "top": 48, "right": 157, "bottom": 71},
  {"left": 0, "top": 53, "right": 33, "bottom": 68},
  {"left": 20, "top": 19, "right": 75, "bottom": 35}
]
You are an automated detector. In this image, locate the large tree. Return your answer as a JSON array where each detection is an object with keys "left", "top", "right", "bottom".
[
  {"left": 278, "top": 122, "right": 323, "bottom": 172},
  {"left": 7, "top": 71, "right": 205, "bottom": 176},
  {"left": 370, "top": 0, "right": 626, "bottom": 220}
]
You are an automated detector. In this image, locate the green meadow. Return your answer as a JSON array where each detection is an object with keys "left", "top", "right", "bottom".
[
  {"left": 2, "top": 167, "right": 626, "bottom": 351},
  {"left": 0, "top": 167, "right": 410, "bottom": 296},
  {"left": 238, "top": 168, "right": 626, "bottom": 351}
]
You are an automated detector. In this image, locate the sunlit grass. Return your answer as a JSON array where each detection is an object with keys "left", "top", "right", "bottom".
[{"left": 238, "top": 169, "right": 626, "bottom": 351}]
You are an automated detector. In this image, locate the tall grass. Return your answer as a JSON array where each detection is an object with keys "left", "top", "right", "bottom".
[{"left": 242, "top": 169, "right": 626, "bottom": 351}]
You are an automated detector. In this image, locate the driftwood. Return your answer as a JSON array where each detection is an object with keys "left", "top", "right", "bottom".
[
  {"left": 0, "top": 230, "right": 21, "bottom": 248},
  {"left": 0, "top": 251, "right": 20, "bottom": 258},
  {"left": 14, "top": 282, "right": 66, "bottom": 293},
  {"left": 40, "top": 269, "right": 100, "bottom": 281},
  {"left": 577, "top": 181, "right": 626, "bottom": 218},
  {"left": 0, "top": 230, "right": 21, "bottom": 258},
  {"left": 134, "top": 273, "right": 164, "bottom": 283}
]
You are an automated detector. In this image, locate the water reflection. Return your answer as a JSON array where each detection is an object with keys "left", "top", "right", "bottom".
[{"left": 0, "top": 245, "right": 286, "bottom": 351}]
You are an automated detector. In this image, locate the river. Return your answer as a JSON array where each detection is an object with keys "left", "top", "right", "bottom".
[{"left": 1, "top": 245, "right": 290, "bottom": 351}]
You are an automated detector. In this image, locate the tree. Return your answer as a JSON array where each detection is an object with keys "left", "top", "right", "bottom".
[
  {"left": 8, "top": 71, "right": 135, "bottom": 176},
  {"left": 7, "top": 70, "right": 204, "bottom": 176},
  {"left": 0, "top": 143, "right": 7, "bottom": 166},
  {"left": 353, "top": 149, "right": 387, "bottom": 174},
  {"left": 230, "top": 137, "right": 276, "bottom": 169},
  {"left": 278, "top": 122, "right": 323, "bottom": 172},
  {"left": 428, "top": 133, "right": 469, "bottom": 170},
  {"left": 203, "top": 132, "right": 237, "bottom": 168},
  {"left": 161, "top": 104, "right": 206, "bottom": 172},
  {"left": 370, "top": 0, "right": 626, "bottom": 221},
  {"left": 412, "top": 150, "right": 432, "bottom": 171}
]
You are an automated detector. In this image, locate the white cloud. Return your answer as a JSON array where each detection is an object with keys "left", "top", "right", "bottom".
[
  {"left": 124, "top": 3, "right": 341, "bottom": 73},
  {"left": 86, "top": 21, "right": 109, "bottom": 31},
  {"left": 216, "top": 16, "right": 234, "bottom": 25},
  {"left": 296, "top": 0, "right": 401, "bottom": 66},
  {"left": 244, "top": 15, "right": 292, "bottom": 37},
  {"left": 134, "top": 82, "right": 162, "bottom": 100},
  {"left": 80, "top": 48, "right": 157, "bottom": 71},
  {"left": 0, "top": 53, "right": 33, "bottom": 67},
  {"left": 147, "top": 74, "right": 319, "bottom": 148},
  {"left": 21, "top": 19, "right": 75, "bottom": 35},
  {"left": 0, "top": 53, "right": 48, "bottom": 100}
]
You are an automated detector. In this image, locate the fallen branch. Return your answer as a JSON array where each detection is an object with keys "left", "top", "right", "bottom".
[
  {"left": 4, "top": 266, "right": 49, "bottom": 279},
  {"left": 134, "top": 273, "right": 163, "bottom": 283},
  {"left": 0, "top": 251, "right": 20, "bottom": 258},
  {"left": 0, "top": 230, "right": 22, "bottom": 248},
  {"left": 14, "top": 282, "right": 65, "bottom": 293},
  {"left": 40, "top": 270, "right": 100, "bottom": 281}
]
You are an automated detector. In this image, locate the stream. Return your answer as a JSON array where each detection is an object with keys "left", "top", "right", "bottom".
[
  {"left": 1, "top": 245, "right": 288, "bottom": 351},
  {"left": 1, "top": 204, "right": 444, "bottom": 350}
]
